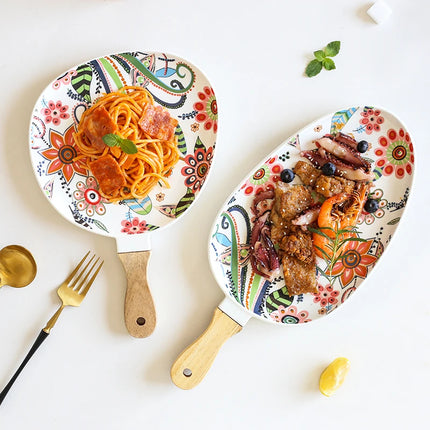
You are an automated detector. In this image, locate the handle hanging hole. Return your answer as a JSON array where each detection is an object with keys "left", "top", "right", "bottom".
[
  {"left": 136, "top": 317, "right": 146, "bottom": 326},
  {"left": 183, "top": 368, "right": 192, "bottom": 377}
]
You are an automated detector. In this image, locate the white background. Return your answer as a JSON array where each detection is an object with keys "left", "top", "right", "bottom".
[{"left": 0, "top": 1, "right": 429, "bottom": 428}]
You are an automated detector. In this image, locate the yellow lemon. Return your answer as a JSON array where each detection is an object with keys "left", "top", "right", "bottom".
[{"left": 319, "top": 357, "right": 350, "bottom": 397}]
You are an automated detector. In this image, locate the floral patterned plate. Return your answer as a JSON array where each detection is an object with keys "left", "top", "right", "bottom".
[
  {"left": 171, "top": 106, "right": 414, "bottom": 389},
  {"left": 29, "top": 51, "right": 218, "bottom": 338}
]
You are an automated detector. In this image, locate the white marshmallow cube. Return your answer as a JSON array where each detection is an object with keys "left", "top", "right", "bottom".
[{"left": 367, "top": 1, "right": 392, "bottom": 24}]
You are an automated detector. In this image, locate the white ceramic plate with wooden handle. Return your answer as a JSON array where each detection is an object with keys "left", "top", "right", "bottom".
[
  {"left": 171, "top": 105, "right": 414, "bottom": 388},
  {"left": 29, "top": 51, "right": 218, "bottom": 337}
]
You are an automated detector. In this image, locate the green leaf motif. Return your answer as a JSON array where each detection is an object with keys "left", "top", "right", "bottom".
[
  {"left": 175, "top": 188, "right": 195, "bottom": 218},
  {"left": 266, "top": 287, "right": 294, "bottom": 313},
  {"left": 387, "top": 217, "right": 400, "bottom": 225},
  {"left": 124, "top": 197, "right": 152, "bottom": 215},
  {"left": 323, "top": 58, "right": 336, "bottom": 70},
  {"left": 325, "top": 41, "right": 341, "bottom": 57},
  {"left": 194, "top": 136, "right": 205, "bottom": 151},
  {"left": 330, "top": 107, "right": 358, "bottom": 134},
  {"left": 305, "top": 59, "right": 323, "bottom": 77},
  {"left": 146, "top": 224, "right": 159, "bottom": 231},
  {"left": 314, "top": 50, "right": 326, "bottom": 61},
  {"left": 71, "top": 65, "right": 93, "bottom": 103},
  {"left": 93, "top": 219, "right": 109, "bottom": 233},
  {"left": 175, "top": 124, "right": 187, "bottom": 156}
]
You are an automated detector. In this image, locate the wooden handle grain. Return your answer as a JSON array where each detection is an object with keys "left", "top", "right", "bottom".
[
  {"left": 118, "top": 250, "right": 156, "bottom": 338},
  {"left": 170, "top": 308, "right": 242, "bottom": 389}
]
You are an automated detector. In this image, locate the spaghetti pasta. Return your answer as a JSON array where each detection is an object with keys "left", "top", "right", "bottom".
[{"left": 73, "top": 86, "right": 180, "bottom": 203}]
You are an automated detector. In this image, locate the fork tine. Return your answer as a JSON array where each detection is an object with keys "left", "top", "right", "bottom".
[
  {"left": 69, "top": 254, "right": 96, "bottom": 289},
  {"left": 65, "top": 251, "right": 91, "bottom": 284},
  {"left": 74, "top": 256, "right": 99, "bottom": 292},
  {"left": 79, "top": 259, "right": 104, "bottom": 297}
]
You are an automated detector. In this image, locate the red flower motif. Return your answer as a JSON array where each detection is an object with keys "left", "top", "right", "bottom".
[
  {"left": 375, "top": 128, "right": 414, "bottom": 179},
  {"left": 331, "top": 239, "right": 378, "bottom": 287},
  {"left": 269, "top": 305, "right": 311, "bottom": 324},
  {"left": 121, "top": 217, "right": 148, "bottom": 234},
  {"left": 359, "top": 108, "right": 384, "bottom": 135},
  {"left": 73, "top": 176, "right": 108, "bottom": 217},
  {"left": 241, "top": 157, "right": 282, "bottom": 196},
  {"left": 181, "top": 144, "right": 213, "bottom": 192},
  {"left": 193, "top": 86, "right": 218, "bottom": 132},
  {"left": 43, "top": 100, "right": 70, "bottom": 126},
  {"left": 39, "top": 125, "right": 88, "bottom": 183},
  {"left": 313, "top": 284, "right": 340, "bottom": 308}
]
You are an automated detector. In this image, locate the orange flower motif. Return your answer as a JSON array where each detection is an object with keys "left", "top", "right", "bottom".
[
  {"left": 40, "top": 125, "right": 87, "bottom": 183},
  {"left": 331, "top": 239, "right": 377, "bottom": 287}
]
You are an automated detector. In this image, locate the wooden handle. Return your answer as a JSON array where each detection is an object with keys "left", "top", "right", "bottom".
[
  {"left": 170, "top": 308, "right": 242, "bottom": 389},
  {"left": 118, "top": 250, "right": 156, "bottom": 338}
]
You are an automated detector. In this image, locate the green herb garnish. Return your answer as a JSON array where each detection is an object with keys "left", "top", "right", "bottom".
[
  {"left": 308, "top": 224, "right": 366, "bottom": 284},
  {"left": 305, "top": 41, "right": 341, "bottom": 77},
  {"left": 102, "top": 133, "right": 138, "bottom": 154}
]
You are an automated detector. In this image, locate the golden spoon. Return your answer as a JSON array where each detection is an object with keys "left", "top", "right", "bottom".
[{"left": 0, "top": 245, "right": 37, "bottom": 288}]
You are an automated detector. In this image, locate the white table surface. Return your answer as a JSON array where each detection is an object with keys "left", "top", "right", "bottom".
[{"left": 1, "top": 0, "right": 429, "bottom": 428}]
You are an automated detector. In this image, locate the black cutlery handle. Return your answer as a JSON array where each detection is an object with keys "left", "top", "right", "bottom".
[{"left": 0, "top": 330, "right": 49, "bottom": 405}]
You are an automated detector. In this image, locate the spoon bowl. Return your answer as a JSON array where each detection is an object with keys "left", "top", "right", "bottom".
[{"left": 0, "top": 245, "right": 37, "bottom": 288}]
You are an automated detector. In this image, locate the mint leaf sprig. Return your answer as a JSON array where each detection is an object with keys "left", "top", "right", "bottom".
[
  {"left": 102, "top": 133, "right": 138, "bottom": 154},
  {"left": 305, "top": 41, "right": 341, "bottom": 77}
]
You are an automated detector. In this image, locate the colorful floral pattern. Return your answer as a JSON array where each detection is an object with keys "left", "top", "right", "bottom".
[
  {"left": 241, "top": 157, "right": 282, "bottom": 195},
  {"left": 358, "top": 189, "right": 387, "bottom": 225},
  {"left": 193, "top": 86, "right": 218, "bottom": 132},
  {"left": 269, "top": 305, "right": 311, "bottom": 324},
  {"left": 375, "top": 128, "right": 414, "bottom": 179},
  {"left": 331, "top": 239, "right": 378, "bottom": 287},
  {"left": 52, "top": 70, "right": 77, "bottom": 90},
  {"left": 43, "top": 100, "right": 70, "bottom": 125},
  {"left": 181, "top": 144, "right": 214, "bottom": 192},
  {"left": 359, "top": 108, "right": 384, "bottom": 134},
  {"left": 39, "top": 125, "right": 87, "bottom": 183},
  {"left": 73, "top": 177, "right": 107, "bottom": 216},
  {"left": 313, "top": 284, "right": 340, "bottom": 308},
  {"left": 208, "top": 105, "right": 414, "bottom": 325},
  {"left": 121, "top": 217, "right": 149, "bottom": 234},
  {"left": 30, "top": 52, "right": 218, "bottom": 236}
]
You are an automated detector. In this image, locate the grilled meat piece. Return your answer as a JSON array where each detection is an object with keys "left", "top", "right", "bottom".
[
  {"left": 270, "top": 183, "right": 313, "bottom": 246},
  {"left": 294, "top": 160, "right": 321, "bottom": 187},
  {"left": 282, "top": 255, "right": 318, "bottom": 295},
  {"left": 314, "top": 174, "right": 356, "bottom": 198},
  {"left": 280, "top": 226, "right": 315, "bottom": 265}
]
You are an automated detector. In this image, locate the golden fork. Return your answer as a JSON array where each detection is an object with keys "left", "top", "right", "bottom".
[{"left": 0, "top": 252, "right": 103, "bottom": 405}]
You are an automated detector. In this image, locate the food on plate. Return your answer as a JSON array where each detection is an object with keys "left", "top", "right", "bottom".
[
  {"left": 319, "top": 357, "right": 350, "bottom": 397},
  {"left": 364, "top": 198, "right": 379, "bottom": 213},
  {"left": 249, "top": 132, "right": 374, "bottom": 296},
  {"left": 311, "top": 182, "right": 369, "bottom": 259},
  {"left": 295, "top": 160, "right": 356, "bottom": 198},
  {"left": 249, "top": 190, "right": 280, "bottom": 280},
  {"left": 271, "top": 184, "right": 318, "bottom": 294},
  {"left": 302, "top": 132, "right": 374, "bottom": 182},
  {"left": 356, "top": 139, "right": 369, "bottom": 153},
  {"left": 74, "top": 86, "right": 180, "bottom": 202},
  {"left": 280, "top": 168, "right": 295, "bottom": 183}
]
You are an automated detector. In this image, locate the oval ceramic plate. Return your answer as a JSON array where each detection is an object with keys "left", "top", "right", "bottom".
[
  {"left": 209, "top": 106, "right": 413, "bottom": 324},
  {"left": 171, "top": 106, "right": 414, "bottom": 389},
  {"left": 29, "top": 51, "right": 218, "bottom": 337}
]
